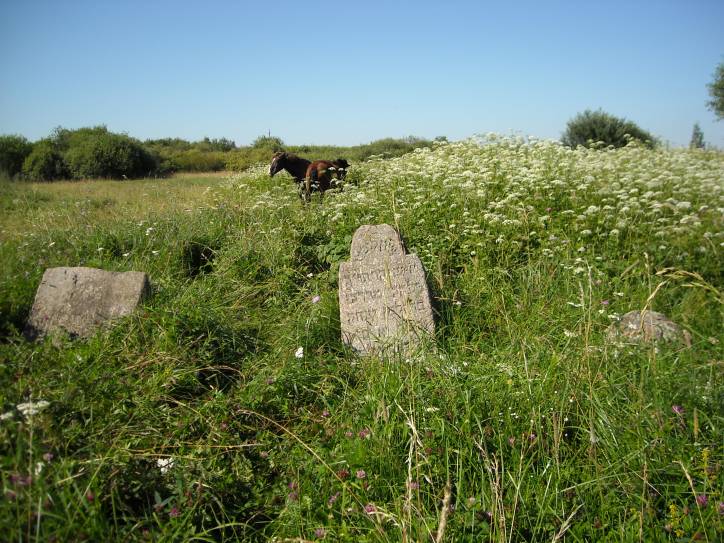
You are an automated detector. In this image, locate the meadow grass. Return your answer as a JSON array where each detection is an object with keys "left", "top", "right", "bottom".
[{"left": 0, "top": 139, "right": 722, "bottom": 542}]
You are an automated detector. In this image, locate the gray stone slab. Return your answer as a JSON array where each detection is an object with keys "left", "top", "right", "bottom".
[
  {"left": 606, "top": 310, "right": 691, "bottom": 347},
  {"left": 24, "top": 267, "right": 150, "bottom": 341},
  {"left": 339, "top": 224, "right": 435, "bottom": 356}
]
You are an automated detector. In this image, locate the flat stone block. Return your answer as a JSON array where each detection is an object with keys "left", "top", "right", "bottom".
[{"left": 24, "top": 267, "right": 150, "bottom": 341}]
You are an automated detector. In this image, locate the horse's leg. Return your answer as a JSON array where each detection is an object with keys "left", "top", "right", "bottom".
[{"left": 304, "top": 177, "right": 312, "bottom": 203}]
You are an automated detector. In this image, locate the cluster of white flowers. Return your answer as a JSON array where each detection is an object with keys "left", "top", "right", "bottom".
[
  {"left": 16, "top": 400, "right": 50, "bottom": 419},
  {"left": 156, "top": 457, "right": 175, "bottom": 474},
  {"left": 303, "top": 136, "right": 723, "bottom": 271}
]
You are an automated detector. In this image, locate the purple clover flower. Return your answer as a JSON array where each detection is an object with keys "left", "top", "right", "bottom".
[{"left": 328, "top": 491, "right": 340, "bottom": 506}]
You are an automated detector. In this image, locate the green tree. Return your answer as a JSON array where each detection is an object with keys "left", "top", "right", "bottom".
[
  {"left": 57, "top": 126, "right": 157, "bottom": 179},
  {"left": 0, "top": 135, "right": 33, "bottom": 178},
  {"left": 689, "top": 123, "right": 705, "bottom": 149},
  {"left": 251, "top": 135, "right": 285, "bottom": 152},
  {"left": 561, "top": 109, "right": 656, "bottom": 149},
  {"left": 22, "top": 139, "right": 68, "bottom": 181},
  {"left": 707, "top": 61, "right": 724, "bottom": 120}
]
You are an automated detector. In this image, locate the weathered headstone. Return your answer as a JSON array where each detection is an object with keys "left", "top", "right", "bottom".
[
  {"left": 339, "top": 224, "right": 435, "bottom": 356},
  {"left": 24, "top": 267, "right": 151, "bottom": 341},
  {"left": 606, "top": 310, "right": 691, "bottom": 347}
]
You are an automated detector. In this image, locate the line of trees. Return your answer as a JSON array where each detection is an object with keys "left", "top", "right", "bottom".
[{"left": 0, "top": 127, "right": 438, "bottom": 181}]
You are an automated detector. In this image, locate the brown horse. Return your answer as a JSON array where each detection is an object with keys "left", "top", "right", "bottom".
[
  {"left": 269, "top": 152, "right": 310, "bottom": 185},
  {"left": 303, "top": 159, "right": 349, "bottom": 202},
  {"left": 270, "top": 152, "right": 350, "bottom": 201}
]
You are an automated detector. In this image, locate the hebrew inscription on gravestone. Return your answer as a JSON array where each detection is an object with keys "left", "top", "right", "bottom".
[
  {"left": 24, "top": 267, "right": 151, "bottom": 341},
  {"left": 339, "top": 224, "right": 435, "bottom": 356}
]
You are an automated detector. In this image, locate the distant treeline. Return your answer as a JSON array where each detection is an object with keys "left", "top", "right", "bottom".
[{"left": 0, "top": 127, "right": 438, "bottom": 181}]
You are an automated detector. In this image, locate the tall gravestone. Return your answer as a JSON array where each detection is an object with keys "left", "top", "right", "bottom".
[
  {"left": 24, "top": 267, "right": 151, "bottom": 341},
  {"left": 339, "top": 224, "right": 435, "bottom": 356}
]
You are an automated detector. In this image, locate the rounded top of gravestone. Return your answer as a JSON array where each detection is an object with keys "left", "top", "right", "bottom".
[{"left": 350, "top": 224, "right": 405, "bottom": 261}]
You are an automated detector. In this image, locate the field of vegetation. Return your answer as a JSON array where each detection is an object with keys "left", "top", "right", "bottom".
[{"left": 0, "top": 136, "right": 722, "bottom": 541}]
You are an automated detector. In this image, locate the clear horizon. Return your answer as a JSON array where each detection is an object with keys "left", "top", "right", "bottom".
[{"left": 1, "top": 0, "right": 723, "bottom": 148}]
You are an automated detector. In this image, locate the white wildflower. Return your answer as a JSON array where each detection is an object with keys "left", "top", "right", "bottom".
[
  {"left": 17, "top": 400, "right": 50, "bottom": 418},
  {"left": 157, "top": 457, "right": 175, "bottom": 474},
  {"left": 295, "top": 347, "right": 304, "bottom": 359}
]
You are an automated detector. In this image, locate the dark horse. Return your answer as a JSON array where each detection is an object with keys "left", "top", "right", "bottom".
[
  {"left": 303, "top": 159, "right": 350, "bottom": 202},
  {"left": 269, "top": 152, "right": 349, "bottom": 201},
  {"left": 269, "top": 152, "right": 310, "bottom": 185}
]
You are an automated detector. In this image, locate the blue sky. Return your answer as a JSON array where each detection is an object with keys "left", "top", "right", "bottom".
[{"left": 1, "top": 0, "right": 723, "bottom": 147}]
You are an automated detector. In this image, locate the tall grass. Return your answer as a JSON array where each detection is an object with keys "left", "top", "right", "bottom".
[{"left": 0, "top": 138, "right": 722, "bottom": 541}]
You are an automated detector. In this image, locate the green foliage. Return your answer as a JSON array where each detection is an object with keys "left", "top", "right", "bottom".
[
  {"left": 143, "top": 137, "right": 236, "bottom": 174},
  {"left": 169, "top": 150, "right": 227, "bottom": 172},
  {"left": 0, "top": 135, "right": 33, "bottom": 178},
  {"left": 12, "top": 128, "right": 436, "bottom": 179},
  {"left": 690, "top": 123, "right": 705, "bottom": 149},
  {"left": 561, "top": 109, "right": 656, "bottom": 149},
  {"left": 707, "top": 61, "right": 724, "bottom": 120},
  {"left": 196, "top": 137, "right": 236, "bottom": 152},
  {"left": 60, "top": 126, "right": 157, "bottom": 179},
  {"left": 21, "top": 139, "right": 68, "bottom": 181},
  {"left": 224, "top": 147, "right": 273, "bottom": 172},
  {"left": 251, "top": 135, "right": 285, "bottom": 151}
]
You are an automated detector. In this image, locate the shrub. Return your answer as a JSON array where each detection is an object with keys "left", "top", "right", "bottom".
[
  {"left": 22, "top": 140, "right": 68, "bottom": 181},
  {"left": 225, "top": 148, "right": 274, "bottom": 172},
  {"left": 62, "top": 128, "right": 157, "bottom": 179},
  {"left": 0, "top": 135, "right": 33, "bottom": 178},
  {"left": 561, "top": 109, "right": 656, "bottom": 149},
  {"left": 195, "top": 137, "right": 236, "bottom": 152},
  {"left": 251, "top": 135, "right": 285, "bottom": 152},
  {"left": 171, "top": 150, "right": 226, "bottom": 172}
]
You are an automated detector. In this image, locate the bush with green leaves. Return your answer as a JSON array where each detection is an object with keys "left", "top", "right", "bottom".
[
  {"left": 561, "top": 109, "right": 656, "bottom": 149},
  {"left": 21, "top": 139, "right": 68, "bottom": 181},
  {"left": 251, "top": 135, "right": 285, "bottom": 152},
  {"left": 59, "top": 127, "right": 157, "bottom": 179},
  {"left": 0, "top": 135, "right": 33, "bottom": 178}
]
